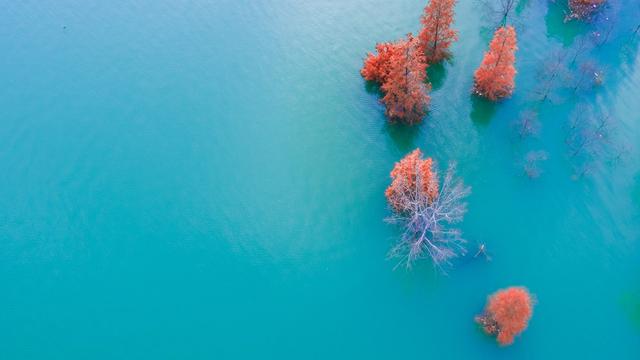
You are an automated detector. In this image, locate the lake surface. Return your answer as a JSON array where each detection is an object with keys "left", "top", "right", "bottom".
[{"left": 1, "top": 0, "right": 639, "bottom": 358}]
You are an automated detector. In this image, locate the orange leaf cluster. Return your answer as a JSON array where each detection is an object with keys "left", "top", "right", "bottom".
[
  {"left": 568, "top": 0, "right": 605, "bottom": 20},
  {"left": 361, "top": 42, "right": 397, "bottom": 83},
  {"left": 385, "top": 149, "right": 439, "bottom": 212},
  {"left": 418, "top": 0, "right": 458, "bottom": 64},
  {"left": 476, "top": 287, "right": 534, "bottom": 346},
  {"left": 473, "top": 26, "right": 518, "bottom": 101}
]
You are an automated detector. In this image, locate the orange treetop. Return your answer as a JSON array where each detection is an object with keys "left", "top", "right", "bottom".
[
  {"left": 477, "top": 286, "right": 534, "bottom": 346},
  {"left": 473, "top": 26, "right": 518, "bottom": 101},
  {"left": 385, "top": 148, "right": 439, "bottom": 213},
  {"left": 418, "top": 0, "right": 458, "bottom": 64}
]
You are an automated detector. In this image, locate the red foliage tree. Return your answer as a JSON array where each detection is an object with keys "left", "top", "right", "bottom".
[
  {"left": 381, "top": 34, "right": 431, "bottom": 124},
  {"left": 361, "top": 42, "right": 398, "bottom": 83},
  {"left": 567, "top": 0, "right": 605, "bottom": 21},
  {"left": 418, "top": 0, "right": 458, "bottom": 64},
  {"left": 385, "top": 149, "right": 439, "bottom": 212},
  {"left": 473, "top": 26, "right": 518, "bottom": 101},
  {"left": 475, "top": 287, "right": 534, "bottom": 346}
]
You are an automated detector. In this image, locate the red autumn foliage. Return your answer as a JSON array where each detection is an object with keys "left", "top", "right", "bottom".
[
  {"left": 568, "top": 0, "right": 605, "bottom": 20},
  {"left": 361, "top": 42, "right": 397, "bottom": 83},
  {"left": 385, "top": 149, "right": 439, "bottom": 213},
  {"left": 381, "top": 34, "right": 431, "bottom": 124},
  {"left": 418, "top": 0, "right": 458, "bottom": 64},
  {"left": 361, "top": 34, "right": 431, "bottom": 124},
  {"left": 475, "top": 287, "right": 534, "bottom": 346},
  {"left": 473, "top": 26, "right": 518, "bottom": 101}
]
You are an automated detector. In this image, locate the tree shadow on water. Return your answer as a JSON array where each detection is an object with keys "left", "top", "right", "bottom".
[
  {"left": 427, "top": 62, "right": 448, "bottom": 91},
  {"left": 470, "top": 95, "right": 498, "bottom": 126},
  {"left": 384, "top": 121, "right": 420, "bottom": 153},
  {"left": 364, "top": 80, "right": 382, "bottom": 95}
]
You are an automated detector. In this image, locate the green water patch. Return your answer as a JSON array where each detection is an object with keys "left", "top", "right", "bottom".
[
  {"left": 384, "top": 122, "right": 420, "bottom": 153},
  {"left": 545, "top": 1, "right": 588, "bottom": 46},
  {"left": 621, "top": 290, "right": 640, "bottom": 330},
  {"left": 470, "top": 95, "right": 498, "bottom": 125}
]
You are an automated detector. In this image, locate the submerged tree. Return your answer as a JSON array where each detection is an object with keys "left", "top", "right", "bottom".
[
  {"left": 567, "top": 0, "right": 606, "bottom": 21},
  {"left": 475, "top": 287, "right": 534, "bottom": 346},
  {"left": 478, "top": 0, "right": 521, "bottom": 28},
  {"left": 522, "top": 150, "right": 548, "bottom": 179},
  {"left": 473, "top": 26, "right": 518, "bottom": 101},
  {"left": 514, "top": 110, "right": 541, "bottom": 139},
  {"left": 530, "top": 51, "right": 570, "bottom": 104},
  {"left": 566, "top": 106, "right": 612, "bottom": 159},
  {"left": 385, "top": 149, "right": 471, "bottom": 270},
  {"left": 564, "top": 105, "right": 622, "bottom": 178},
  {"left": 418, "top": 0, "right": 459, "bottom": 63},
  {"left": 570, "top": 61, "right": 604, "bottom": 95},
  {"left": 381, "top": 34, "right": 431, "bottom": 124}
]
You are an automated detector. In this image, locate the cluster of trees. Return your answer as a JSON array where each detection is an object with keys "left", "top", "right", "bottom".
[
  {"left": 385, "top": 149, "right": 470, "bottom": 269},
  {"left": 475, "top": 287, "right": 535, "bottom": 346},
  {"left": 362, "top": 0, "right": 524, "bottom": 126},
  {"left": 384, "top": 150, "right": 536, "bottom": 346},
  {"left": 361, "top": 0, "right": 457, "bottom": 124},
  {"left": 511, "top": 5, "right": 624, "bottom": 179},
  {"left": 373, "top": 0, "right": 635, "bottom": 347}
]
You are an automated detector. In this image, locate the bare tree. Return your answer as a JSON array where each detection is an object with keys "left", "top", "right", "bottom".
[
  {"left": 522, "top": 150, "right": 548, "bottom": 179},
  {"left": 530, "top": 51, "right": 570, "bottom": 104},
  {"left": 566, "top": 111, "right": 611, "bottom": 158},
  {"left": 565, "top": 105, "right": 619, "bottom": 178},
  {"left": 478, "top": 0, "right": 521, "bottom": 28},
  {"left": 514, "top": 110, "right": 541, "bottom": 139},
  {"left": 570, "top": 61, "right": 604, "bottom": 95},
  {"left": 570, "top": 35, "right": 594, "bottom": 65},
  {"left": 386, "top": 162, "right": 471, "bottom": 271},
  {"left": 593, "top": 19, "right": 615, "bottom": 47}
]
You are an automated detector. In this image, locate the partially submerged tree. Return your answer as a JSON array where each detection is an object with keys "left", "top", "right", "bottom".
[
  {"left": 361, "top": 35, "right": 431, "bottom": 124},
  {"left": 418, "top": 0, "right": 459, "bottom": 63},
  {"left": 473, "top": 26, "right": 518, "bottom": 101},
  {"left": 381, "top": 34, "right": 431, "bottom": 124},
  {"left": 476, "top": 287, "right": 534, "bottom": 346},
  {"left": 567, "top": 0, "right": 606, "bottom": 21},
  {"left": 385, "top": 149, "right": 471, "bottom": 270}
]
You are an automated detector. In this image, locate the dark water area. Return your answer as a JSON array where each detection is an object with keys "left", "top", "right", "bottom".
[{"left": 1, "top": 0, "right": 639, "bottom": 358}]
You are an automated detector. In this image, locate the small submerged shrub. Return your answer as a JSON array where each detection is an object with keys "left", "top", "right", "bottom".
[{"left": 475, "top": 286, "right": 535, "bottom": 346}]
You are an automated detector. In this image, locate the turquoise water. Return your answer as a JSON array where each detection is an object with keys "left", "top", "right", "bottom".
[{"left": 1, "top": 0, "right": 639, "bottom": 358}]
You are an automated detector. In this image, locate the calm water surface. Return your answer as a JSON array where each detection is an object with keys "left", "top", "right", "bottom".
[{"left": 1, "top": 0, "right": 639, "bottom": 358}]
